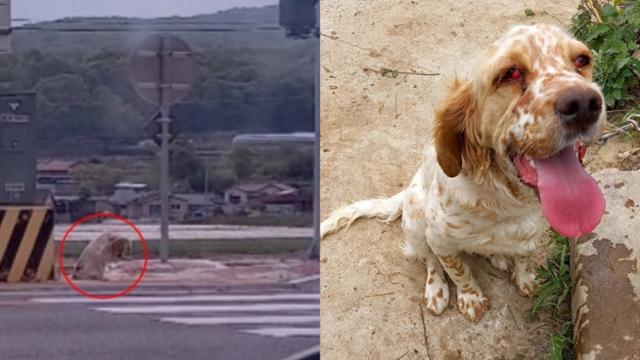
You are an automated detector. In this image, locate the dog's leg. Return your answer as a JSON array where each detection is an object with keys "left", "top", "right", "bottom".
[
  {"left": 422, "top": 249, "right": 449, "bottom": 315},
  {"left": 512, "top": 255, "right": 538, "bottom": 297},
  {"left": 433, "top": 250, "right": 489, "bottom": 322},
  {"left": 401, "top": 228, "right": 450, "bottom": 315},
  {"left": 401, "top": 190, "right": 449, "bottom": 315},
  {"left": 405, "top": 238, "right": 450, "bottom": 315},
  {"left": 488, "top": 254, "right": 514, "bottom": 273}
]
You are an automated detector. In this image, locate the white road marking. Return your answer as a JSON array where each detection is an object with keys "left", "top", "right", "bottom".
[
  {"left": 24, "top": 290, "right": 321, "bottom": 338},
  {"left": 94, "top": 303, "right": 319, "bottom": 314},
  {"left": 2, "top": 290, "right": 192, "bottom": 297},
  {"left": 31, "top": 293, "right": 319, "bottom": 304},
  {"left": 281, "top": 345, "right": 321, "bottom": 360},
  {"left": 242, "top": 327, "right": 320, "bottom": 338},
  {"left": 287, "top": 275, "right": 320, "bottom": 284},
  {"left": 160, "top": 315, "right": 319, "bottom": 326}
]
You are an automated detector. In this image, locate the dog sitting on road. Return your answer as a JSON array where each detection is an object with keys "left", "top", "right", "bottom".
[
  {"left": 73, "top": 232, "right": 132, "bottom": 280},
  {"left": 321, "top": 24, "right": 606, "bottom": 322}
]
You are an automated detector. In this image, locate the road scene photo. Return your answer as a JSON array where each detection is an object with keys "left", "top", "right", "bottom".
[{"left": 0, "top": 1, "right": 319, "bottom": 359}]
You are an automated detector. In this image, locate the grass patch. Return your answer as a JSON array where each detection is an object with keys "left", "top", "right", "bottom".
[
  {"left": 58, "top": 238, "right": 312, "bottom": 259},
  {"left": 570, "top": 0, "right": 640, "bottom": 133},
  {"left": 532, "top": 232, "right": 574, "bottom": 360},
  {"left": 197, "top": 214, "right": 313, "bottom": 228}
]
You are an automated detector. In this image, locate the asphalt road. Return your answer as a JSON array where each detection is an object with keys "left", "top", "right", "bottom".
[{"left": 0, "top": 281, "right": 319, "bottom": 360}]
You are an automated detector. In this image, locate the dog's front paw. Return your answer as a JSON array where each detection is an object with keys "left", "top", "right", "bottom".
[
  {"left": 424, "top": 274, "right": 449, "bottom": 315},
  {"left": 513, "top": 269, "right": 539, "bottom": 297},
  {"left": 456, "top": 289, "right": 490, "bottom": 322}
]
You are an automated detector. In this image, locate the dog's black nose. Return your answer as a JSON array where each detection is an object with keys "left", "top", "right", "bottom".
[{"left": 555, "top": 87, "right": 602, "bottom": 129}]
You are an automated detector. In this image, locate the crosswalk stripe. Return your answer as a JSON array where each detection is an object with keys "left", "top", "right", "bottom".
[
  {"left": 4, "top": 289, "right": 193, "bottom": 297},
  {"left": 242, "top": 327, "right": 320, "bottom": 338},
  {"left": 31, "top": 293, "right": 319, "bottom": 304},
  {"left": 94, "top": 303, "right": 319, "bottom": 314},
  {"left": 160, "top": 315, "right": 319, "bottom": 326}
]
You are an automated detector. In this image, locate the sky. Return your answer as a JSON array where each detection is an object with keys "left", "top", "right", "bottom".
[{"left": 13, "top": 0, "right": 278, "bottom": 22}]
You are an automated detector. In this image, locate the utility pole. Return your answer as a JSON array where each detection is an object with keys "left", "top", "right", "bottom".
[
  {"left": 279, "top": 0, "right": 320, "bottom": 259},
  {"left": 204, "top": 166, "right": 210, "bottom": 195},
  {"left": 130, "top": 34, "right": 195, "bottom": 264},
  {"left": 0, "top": 0, "right": 11, "bottom": 54},
  {"left": 308, "top": 22, "right": 320, "bottom": 260},
  {"left": 158, "top": 35, "right": 171, "bottom": 263}
]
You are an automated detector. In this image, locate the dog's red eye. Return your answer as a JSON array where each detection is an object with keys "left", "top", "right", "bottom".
[
  {"left": 575, "top": 55, "right": 590, "bottom": 68},
  {"left": 503, "top": 67, "right": 523, "bottom": 82}
]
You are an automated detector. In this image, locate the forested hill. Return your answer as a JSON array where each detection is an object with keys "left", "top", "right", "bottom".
[{"left": 3, "top": 5, "right": 315, "bottom": 155}]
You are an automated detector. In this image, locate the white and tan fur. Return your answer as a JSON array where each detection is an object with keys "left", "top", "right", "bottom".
[
  {"left": 321, "top": 24, "right": 606, "bottom": 322},
  {"left": 73, "top": 232, "right": 132, "bottom": 280}
]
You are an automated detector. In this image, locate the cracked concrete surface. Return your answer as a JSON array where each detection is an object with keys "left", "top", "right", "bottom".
[
  {"left": 572, "top": 169, "right": 640, "bottom": 360},
  {"left": 320, "top": 0, "right": 581, "bottom": 358}
]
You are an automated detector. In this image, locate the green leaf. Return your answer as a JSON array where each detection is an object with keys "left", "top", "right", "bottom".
[
  {"left": 605, "top": 93, "right": 615, "bottom": 107},
  {"left": 609, "top": 39, "right": 627, "bottom": 53},
  {"left": 601, "top": 3, "right": 618, "bottom": 18},
  {"left": 586, "top": 24, "right": 609, "bottom": 42},
  {"left": 613, "top": 89, "right": 623, "bottom": 100},
  {"left": 524, "top": 8, "right": 535, "bottom": 16},
  {"left": 617, "top": 57, "right": 631, "bottom": 70}
]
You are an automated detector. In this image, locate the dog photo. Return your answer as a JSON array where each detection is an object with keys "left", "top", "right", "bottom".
[{"left": 320, "top": 1, "right": 640, "bottom": 359}]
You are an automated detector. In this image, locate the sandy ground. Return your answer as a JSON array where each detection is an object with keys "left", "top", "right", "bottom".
[{"left": 317, "top": 0, "right": 630, "bottom": 359}]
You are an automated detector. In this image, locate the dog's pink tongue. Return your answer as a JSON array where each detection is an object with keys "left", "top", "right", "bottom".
[{"left": 535, "top": 146, "right": 605, "bottom": 238}]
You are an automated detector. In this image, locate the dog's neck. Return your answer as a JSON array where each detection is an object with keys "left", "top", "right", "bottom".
[{"left": 458, "top": 158, "right": 539, "bottom": 207}]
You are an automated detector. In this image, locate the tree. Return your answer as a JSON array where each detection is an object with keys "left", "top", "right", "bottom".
[
  {"left": 231, "top": 147, "right": 254, "bottom": 180},
  {"left": 189, "top": 168, "right": 235, "bottom": 193},
  {"left": 71, "top": 163, "right": 124, "bottom": 195},
  {"left": 170, "top": 138, "right": 204, "bottom": 191},
  {"left": 4, "top": 7, "right": 316, "bottom": 158}
]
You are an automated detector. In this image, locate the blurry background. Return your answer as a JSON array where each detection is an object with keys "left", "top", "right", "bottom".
[{"left": 8, "top": 1, "right": 316, "bottom": 229}]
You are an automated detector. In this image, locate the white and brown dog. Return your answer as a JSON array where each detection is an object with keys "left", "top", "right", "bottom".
[
  {"left": 321, "top": 24, "right": 606, "bottom": 322},
  {"left": 73, "top": 232, "right": 132, "bottom": 280}
]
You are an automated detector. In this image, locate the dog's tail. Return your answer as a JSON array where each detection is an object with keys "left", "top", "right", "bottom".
[{"left": 320, "top": 191, "right": 405, "bottom": 239}]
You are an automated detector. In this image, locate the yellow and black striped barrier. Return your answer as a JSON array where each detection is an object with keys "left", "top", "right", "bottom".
[{"left": 0, "top": 206, "right": 55, "bottom": 283}]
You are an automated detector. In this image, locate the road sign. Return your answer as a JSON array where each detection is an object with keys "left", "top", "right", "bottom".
[
  {"left": 129, "top": 34, "right": 196, "bottom": 106},
  {"left": 0, "top": 93, "right": 37, "bottom": 204}
]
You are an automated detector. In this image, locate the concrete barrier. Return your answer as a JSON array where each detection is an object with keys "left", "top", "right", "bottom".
[
  {"left": 572, "top": 169, "right": 640, "bottom": 359},
  {"left": 0, "top": 206, "right": 55, "bottom": 282}
]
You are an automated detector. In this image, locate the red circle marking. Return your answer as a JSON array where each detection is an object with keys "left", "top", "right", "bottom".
[{"left": 57, "top": 212, "right": 149, "bottom": 300}]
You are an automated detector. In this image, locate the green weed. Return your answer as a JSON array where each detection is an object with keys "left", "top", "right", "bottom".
[
  {"left": 570, "top": 1, "right": 640, "bottom": 110},
  {"left": 532, "top": 233, "right": 575, "bottom": 360}
]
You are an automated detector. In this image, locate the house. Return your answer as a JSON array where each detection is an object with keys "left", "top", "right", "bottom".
[
  {"left": 119, "top": 192, "right": 216, "bottom": 222},
  {"left": 224, "top": 182, "right": 299, "bottom": 213},
  {"left": 108, "top": 182, "right": 148, "bottom": 214},
  {"left": 53, "top": 195, "right": 108, "bottom": 223},
  {"left": 261, "top": 189, "right": 313, "bottom": 215},
  {"left": 36, "top": 159, "right": 83, "bottom": 195},
  {"left": 123, "top": 192, "right": 189, "bottom": 221},
  {"left": 177, "top": 193, "right": 217, "bottom": 216}
]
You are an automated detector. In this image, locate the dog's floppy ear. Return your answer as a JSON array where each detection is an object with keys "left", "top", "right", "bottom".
[{"left": 433, "top": 79, "right": 476, "bottom": 177}]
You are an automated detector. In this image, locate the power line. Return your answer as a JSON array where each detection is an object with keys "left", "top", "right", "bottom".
[
  {"left": 15, "top": 25, "right": 284, "bottom": 33},
  {"left": 37, "top": 96, "right": 312, "bottom": 107},
  {"left": 15, "top": 19, "right": 279, "bottom": 26}
]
